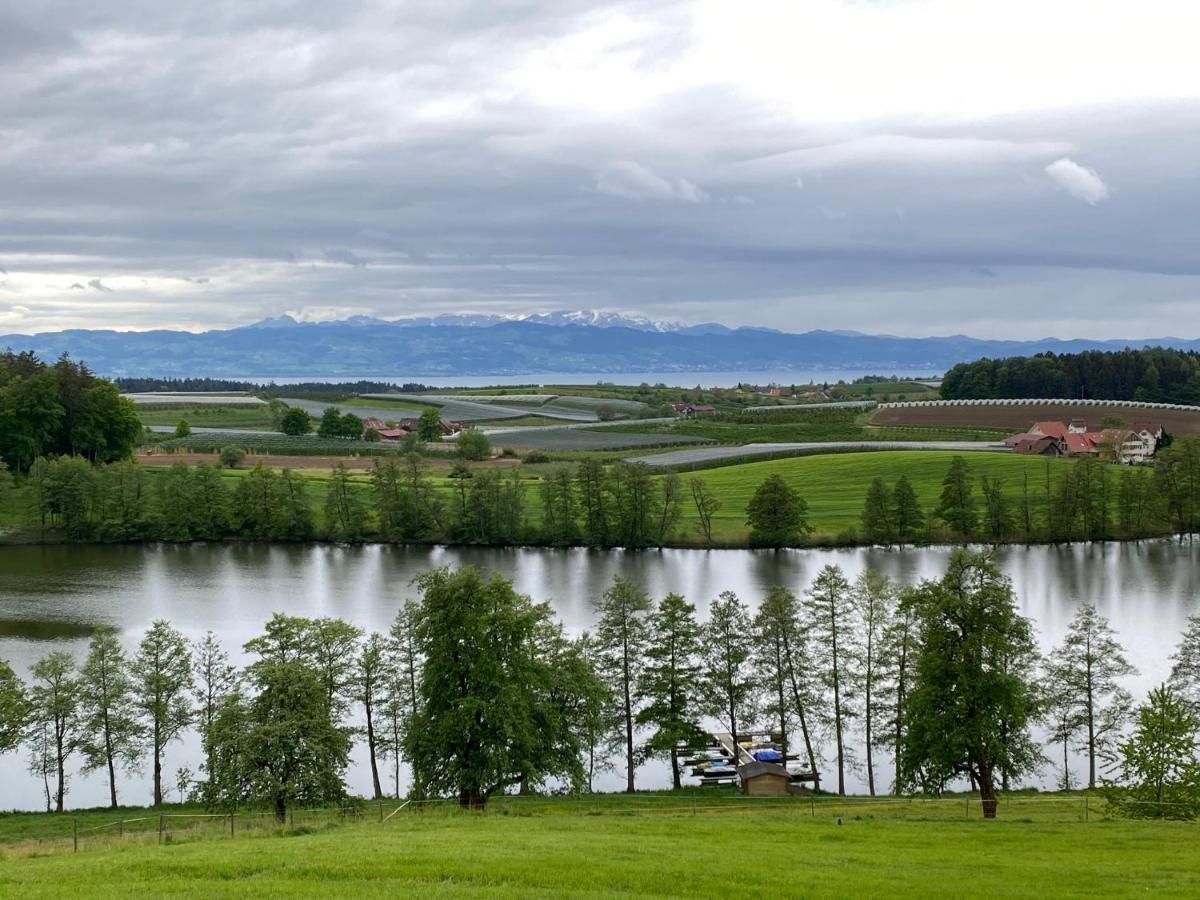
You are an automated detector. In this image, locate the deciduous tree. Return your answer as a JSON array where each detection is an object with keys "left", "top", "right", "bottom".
[
  {"left": 78, "top": 627, "right": 142, "bottom": 808},
  {"left": 898, "top": 551, "right": 1042, "bottom": 817},
  {"left": 132, "top": 620, "right": 194, "bottom": 806}
]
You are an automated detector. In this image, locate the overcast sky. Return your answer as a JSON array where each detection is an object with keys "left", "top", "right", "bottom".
[{"left": 2, "top": 0, "right": 1199, "bottom": 338}]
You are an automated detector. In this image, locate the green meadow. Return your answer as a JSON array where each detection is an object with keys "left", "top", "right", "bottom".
[{"left": 1, "top": 793, "right": 1197, "bottom": 898}]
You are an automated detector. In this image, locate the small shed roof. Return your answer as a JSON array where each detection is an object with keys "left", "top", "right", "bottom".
[{"left": 737, "top": 761, "right": 790, "bottom": 780}]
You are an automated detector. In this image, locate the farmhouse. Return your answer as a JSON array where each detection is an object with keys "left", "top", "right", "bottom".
[
  {"left": 359, "top": 415, "right": 462, "bottom": 441},
  {"left": 1007, "top": 420, "right": 1162, "bottom": 463}
]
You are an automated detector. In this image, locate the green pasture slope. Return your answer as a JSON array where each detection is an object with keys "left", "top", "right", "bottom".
[
  {"left": 1, "top": 794, "right": 1197, "bottom": 898},
  {"left": 679, "top": 450, "right": 1128, "bottom": 542}
]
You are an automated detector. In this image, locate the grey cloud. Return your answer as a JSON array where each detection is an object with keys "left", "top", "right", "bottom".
[{"left": 0, "top": 1, "right": 1196, "bottom": 339}]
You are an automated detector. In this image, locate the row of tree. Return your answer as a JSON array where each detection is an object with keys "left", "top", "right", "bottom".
[
  {"left": 4, "top": 556, "right": 1199, "bottom": 818},
  {"left": 941, "top": 346, "right": 1200, "bottom": 404},
  {"left": 14, "top": 442, "right": 1200, "bottom": 548},
  {"left": 861, "top": 443, "right": 1200, "bottom": 545},
  {"left": 0, "top": 352, "right": 141, "bottom": 473}
]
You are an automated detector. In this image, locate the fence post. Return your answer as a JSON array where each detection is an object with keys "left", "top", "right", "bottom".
[
  {"left": 379, "top": 801, "right": 384, "bottom": 822},
  {"left": 810, "top": 796, "right": 815, "bottom": 818},
  {"left": 73, "top": 818, "right": 78, "bottom": 853},
  {"left": 230, "top": 812, "right": 235, "bottom": 838},
  {"left": 965, "top": 796, "right": 969, "bottom": 820},
  {"left": 1084, "top": 794, "right": 1089, "bottom": 823},
  {"left": 158, "top": 814, "right": 165, "bottom": 844}
]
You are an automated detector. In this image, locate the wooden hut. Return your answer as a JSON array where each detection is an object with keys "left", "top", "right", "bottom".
[{"left": 738, "top": 761, "right": 791, "bottom": 797}]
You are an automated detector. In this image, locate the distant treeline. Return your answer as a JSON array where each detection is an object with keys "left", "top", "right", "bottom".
[
  {"left": 0, "top": 351, "right": 141, "bottom": 473},
  {"left": 941, "top": 347, "right": 1200, "bottom": 404},
  {"left": 115, "top": 377, "right": 436, "bottom": 398}
]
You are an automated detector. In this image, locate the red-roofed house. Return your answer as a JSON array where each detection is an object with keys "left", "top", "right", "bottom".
[{"left": 1031, "top": 421, "right": 1069, "bottom": 440}]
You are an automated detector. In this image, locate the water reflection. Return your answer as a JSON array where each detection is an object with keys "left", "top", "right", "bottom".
[{"left": 1, "top": 541, "right": 1198, "bottom": 810}]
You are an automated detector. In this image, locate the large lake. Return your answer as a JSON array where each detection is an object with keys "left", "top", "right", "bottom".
[{"left": 1, "top": 542, "right": 1197, "bottom": 810}]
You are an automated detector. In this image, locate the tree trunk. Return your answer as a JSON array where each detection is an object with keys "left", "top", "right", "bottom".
[
  {"left": 55, "top": 744, "right": 65, "bottom": 813},
  {"left": 671, "top": 747, "right": 681, "bottom": 790},
  {"left": 623, "top": 635, "right": 635, "bottom": 793},
  {"left": 274, "top": 794, "right": 287, "bottom": 824},
  {"left": 831, "top": 620, "right": 845, "bottom": 795},
  {"left": 865, "top": 661, "right": 875, "bottom": 797},
  {"left": 782, "top": 635, "right": 820, "bottom": 791},
  {"left": 365, "top": 703, "right": 382, "bottom": 800},
  {"left": 1086, "top": 655, "right": 1097, "bottom": 789},
  {"left": 153, "top": 743, "right": 163, "bottom": 807},
  {"left": 458, "top": 789, "right": 486, "bottom": 810},
  {"left": 978, "top": 765, "right": 998, "bottom": 819}
]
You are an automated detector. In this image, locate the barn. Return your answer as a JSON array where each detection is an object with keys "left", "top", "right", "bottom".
[{"left": 737, "top": 761, "right": 791, "bottom": 797}]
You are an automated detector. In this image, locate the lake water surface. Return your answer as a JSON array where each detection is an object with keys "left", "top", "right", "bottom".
[{"left": 1, "top": 542, "right": 1196, "bottom": 809}]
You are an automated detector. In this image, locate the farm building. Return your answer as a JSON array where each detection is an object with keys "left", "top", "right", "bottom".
[
  {"left": 1007, "top": 420, "right": 1162, "bottom": 463},
  {"left": 738, "top": 762, "right": 792, "bottom": 797}
]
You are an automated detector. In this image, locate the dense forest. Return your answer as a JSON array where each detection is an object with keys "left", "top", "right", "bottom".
[
  {"left": 0, "top": 352, "right": 142, "bottom": 473},
  {"left": 940, "top": 347, "right": 1200, "bottom": 404},
  {"left": 114, "top": 377, "right": 432, "bottom": 398}
]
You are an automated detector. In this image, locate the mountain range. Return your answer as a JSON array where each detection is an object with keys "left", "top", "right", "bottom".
[{"left": 2, "top": 311, "right": 1197, "bottom": 378}]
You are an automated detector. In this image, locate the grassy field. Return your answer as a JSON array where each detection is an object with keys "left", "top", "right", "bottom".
[
  {"left": 135, "top": 404, "right": 279, "bottom": 430},
  {"left": 1, "top": 792, "right": 1197, "bottom": 897},
  {"left": 674, "top": 450, "right": 1130, "bottom": 542}
]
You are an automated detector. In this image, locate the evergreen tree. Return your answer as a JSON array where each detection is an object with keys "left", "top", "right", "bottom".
[
  {"left": 805, "top": 565, "right": 856, "bottom": 794},
  {"left": 979, "top": 474, "right": 1014, "bottom": 541},
  {"left": 191, "top": 464, "right": 231, "bottom": 538},
  {"left": 323, "top": 462, "right": 367, "bottom": 541},
  {"left": 29, "top": 651, "right": 80, "bottom": 812},
  {"left": 860, "top": 478, "right": 892, "bottom": 545},
  {"left": 540, "top": 466, "right": 580, "bottom": 545},
  {"left": 593, "top": 576, "right": 653, "bottom": 792},
  {"left": 381, "top": 602, "right": 422, "bottom": 798},
  {"left": 78, "top": 627, "right": 142, "bottom": 808},
  {"left": 636, "top": 594, "right": 704, "bottom": 788},
  {"left": 753, "top": 585, "right": 820, "bottom": 784},
  {"left": 936, "top": 456, "right": 977, "bottom": 539},
  {"left": 703, "top": 591, "right": 757, "bottom": 763},
  {"left": 1046, "top": 603, "right": 1137, "bottom": 788},
  {"left": 876, "top": 591, "right": 920, "bottom": 795},
  {"left": 356, "top": 632, "right": 388, "bottom": 800},
  {"left": 132, "top": 620, "right": 194, "bottom": 806},
  {"left": 157, "top": 463, "right": 197, "bottom": 541},
  {"left": 192, "top": 632, "right": 237, "bottom": 805},
  {"left": 576, "top": 459, "right": 611, "bottom": 546},
  {"left": 890, "top": 475, "right": 925, "bottom": 546},
  {"left": 277, "top": 469, "right": 316, "bottom": 540},
  {"left": 853, "top": 569, "right": 896, "bottom": 796},
  {"left": 1169, "top": 615, "right": 1200, "bottom": 720}
]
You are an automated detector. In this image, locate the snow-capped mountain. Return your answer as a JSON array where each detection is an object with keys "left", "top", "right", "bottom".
[{"left": 239, "top": 309, "right": 691, "bottom": 333}]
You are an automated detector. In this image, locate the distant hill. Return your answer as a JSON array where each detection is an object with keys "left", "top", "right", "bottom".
[{"left": 3, "top": 314, "right": 1198, "bottom": 377}]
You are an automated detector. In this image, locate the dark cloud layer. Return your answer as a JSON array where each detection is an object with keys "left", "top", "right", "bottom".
[{"left": 1, "top": 0, "right": 1198, "bottom": 337}]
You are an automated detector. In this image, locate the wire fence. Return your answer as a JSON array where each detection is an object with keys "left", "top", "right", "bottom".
[{"left": 5, "top": 792, "right": 1196, "bottom": 857}]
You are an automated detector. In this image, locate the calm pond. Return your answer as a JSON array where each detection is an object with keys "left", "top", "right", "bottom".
[{"left": 1, "top": 541, "right": 1197, "bottom": 810}]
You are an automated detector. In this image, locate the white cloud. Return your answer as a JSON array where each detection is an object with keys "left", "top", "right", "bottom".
[
  {"left": 594, "top": 161, "right": 708, "bottom": 203},
  {"left": 1045, "top": 158, "right": 1111, "bottom": 205}
]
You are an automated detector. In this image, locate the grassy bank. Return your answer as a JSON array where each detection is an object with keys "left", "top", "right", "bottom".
[{"left": 1, "top": 792, "right": 1197, "bottom": 897}]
